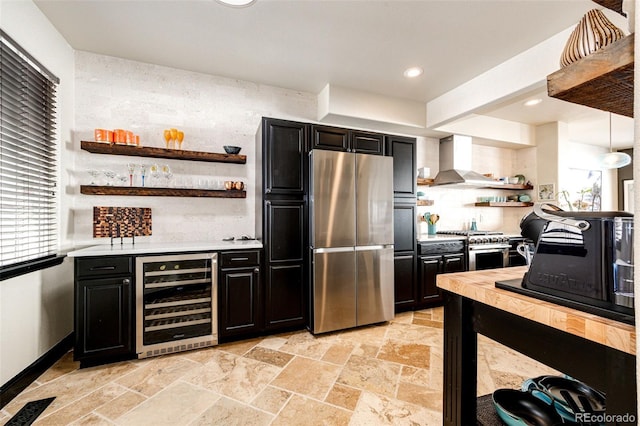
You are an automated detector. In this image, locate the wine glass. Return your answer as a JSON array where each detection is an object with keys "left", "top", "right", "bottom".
[
  {"left": 103, "top": 170, "right": 116, "bottom": 186},
  {"left": 139, "top": 164, "right": 147, "bottom": 187},
  {"left": 170, "top": 128, "right": 178, "bottom": 149},
  {"left": 117, "top": 175, "right": 128, "bottom": 186},
  {"left": 163, "top": 130, "right": 172, "bottom": 149},
  {"left": 176, "top": 131, "right": 184, "bottom": 150},
  {"left": 127, "top": 163, "right": 136, "bottom": 187},
  {"left": 161, "top": 164, "right": 172, "bottom": 187},
  {"left": 149, "top": 164, "right": 160, "bottom": 187},
  {"left": 88, "top": 169, "right": 100, "bottom": 185}
]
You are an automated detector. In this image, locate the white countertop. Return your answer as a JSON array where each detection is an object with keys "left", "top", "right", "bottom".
[
  {"left": 67, "top": 240, "right": 263, "bottom": 257},
  {"left": 417, "top": 234, "right": 466, "bottom": 242}
]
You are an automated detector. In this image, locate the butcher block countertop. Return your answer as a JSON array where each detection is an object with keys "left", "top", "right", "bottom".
[{"left": 437, "top": 266, "right": 636, "bottom": 356}]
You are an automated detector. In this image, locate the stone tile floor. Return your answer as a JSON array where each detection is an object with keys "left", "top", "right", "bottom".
[{"left": 1, "top": 308, "right": 557, "bottom": 425}]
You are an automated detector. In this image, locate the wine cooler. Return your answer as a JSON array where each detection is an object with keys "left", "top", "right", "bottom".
[{"left": 136, "top": 253, "right": 218, "bottom": 358}]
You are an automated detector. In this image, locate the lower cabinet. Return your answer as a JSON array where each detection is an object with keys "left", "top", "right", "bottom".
[
  {"left": 218, "top": 251, "right": 262, "bottom": 340},
  {"left": 74, "top": 256, "right": 135, "bottom": 367},
  {"left": 265, "top": 263, "right": 306, "bottom": 331},
  {"left": 418, "top": 253, "right": 465, "bottom": 306},
  {"left": 394, "top": 253, "right": 416, "bottom": 311}
]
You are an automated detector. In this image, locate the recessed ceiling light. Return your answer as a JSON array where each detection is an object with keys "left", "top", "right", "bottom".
[
  {"left": 403, "top": 67, "right": 424, "bottom": 78},
  {"left": 216, "top": 0, "right": 256, "bottom": 7},
  {"left": 524, "top": 98, "right": 542, "bottom": 107}
]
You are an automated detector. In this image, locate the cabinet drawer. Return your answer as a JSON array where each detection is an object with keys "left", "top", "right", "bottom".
[
  {"left": 76, "top": 256, "right": 132, "bottom": 278},
  {"left": 220, "top": 251, "right": 260, "bottom": 268}
]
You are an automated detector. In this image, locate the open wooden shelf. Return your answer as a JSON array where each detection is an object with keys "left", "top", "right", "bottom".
[
  {"left": 81, "top": 141, "right": 246, "bottom": 164},
  {"left": 80, "top": 185, "right": 246, "bottom": 198},
  {"left": 474, "top": 202, "right": 533, "bottom": 207},
  {"left": 488, "top": 184, "right": 534, "bottom": 190},
  {"left": 417, "top": 178, "right": 434, "bottom": 186},
  {"left": 547, "top": 34, "right": 634, "bottom": 118},
  {"left": 417, "top": 200, "right": 434, "bottom": 206}
]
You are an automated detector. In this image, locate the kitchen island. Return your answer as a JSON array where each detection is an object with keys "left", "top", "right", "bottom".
[{"left": 437, "top": 266, "right": 636, "bottom": 425}]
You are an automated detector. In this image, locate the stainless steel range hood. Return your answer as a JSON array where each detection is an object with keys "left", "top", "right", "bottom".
[{"left": 432, "top": 135, "right": 500, "bottom": 187}]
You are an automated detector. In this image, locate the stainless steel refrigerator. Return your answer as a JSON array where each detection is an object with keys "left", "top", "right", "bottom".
[{"left": 310, "top": 150, "right": 394, "bottom": 334}]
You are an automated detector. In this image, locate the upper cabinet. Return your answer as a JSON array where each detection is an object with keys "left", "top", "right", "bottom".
[
  {"left": 385, "top": 135, "right": 416, "bottom": 199},
  {"left": 311, "top": 125, "right": 384, "bottom": 155},
  {"left": 262, "top": 118, "right": 308, "bottom": 195}
]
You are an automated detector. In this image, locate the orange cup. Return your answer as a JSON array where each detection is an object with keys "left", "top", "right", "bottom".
[
  {"left": 135, "top": 135, "right": 140, "bottom": 147},
  {"left": 114, "top": 129, "right": 127, "bottom": 144},
  {"left": 126, "top": 131, "right": 135, "bottom": 145},
  {"left": 106, "top": 130, "right": 114, "bottom": 143},
  {"left": 94, "top": 129, "right": 107, "bottom": 142}
]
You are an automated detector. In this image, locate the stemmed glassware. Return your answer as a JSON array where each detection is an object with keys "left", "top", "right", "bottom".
[
  {"left": 176, "top": 131, "right": 184, "bottom": 149},
  {"left": 88, "top": 169, "right": 100, "bottom": 185},
  {"left": 161, "top": 164, "right": 172, "bottom": 187},
  {"left": 103, "top": 170, "right": 116, "bottom": 186},
  {"left": 163, "top": 130, "right": 172, "bottom": 149},
  {"left": 149, "top": 164, "right": 160, "bottom": 187},
  {"left": 127, "top": 163, "right": 136, "bottom": 187},
  {"left": 139, "top": 164, "right": 147, "bottom": 187},
  {"left": 170, "top": 128, "right": 178, "bottom": 149}
]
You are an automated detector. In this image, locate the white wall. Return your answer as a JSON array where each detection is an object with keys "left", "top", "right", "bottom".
[
  {"left": 0, "top": 0, "right": 75, "bottom": 385},
  {"left": 71, "top": 52, "right": 317, "bottom": 246}
]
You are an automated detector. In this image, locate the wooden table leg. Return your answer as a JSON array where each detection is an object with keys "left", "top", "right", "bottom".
[{"left": 443, "top": 292, "right": 477, "bottom": 426}]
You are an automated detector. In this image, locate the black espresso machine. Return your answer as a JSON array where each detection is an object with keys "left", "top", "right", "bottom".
[{"left": 498, "top": 203, "right": 634, "bottom": 323}]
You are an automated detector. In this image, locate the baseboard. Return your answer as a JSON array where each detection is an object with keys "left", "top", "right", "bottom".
[{"left": 0, "top": 333, "right": 74, "bottom": 409}]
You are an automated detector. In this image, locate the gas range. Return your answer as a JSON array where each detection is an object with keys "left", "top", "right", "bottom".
[{"left": 436, "top": 230, "right": 510, "bottom": 247}]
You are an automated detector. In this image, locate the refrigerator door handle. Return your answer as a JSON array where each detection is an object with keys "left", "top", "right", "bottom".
[
  {"left": 313, "top": 247, "right": 354, "bottom": 254},
  {"left": 355, "top": 245, "right": 394, "bottom": 251}
]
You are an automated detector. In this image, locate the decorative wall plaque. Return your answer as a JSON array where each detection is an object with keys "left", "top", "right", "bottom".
[{"left": 93, "top": 207, "right": 152, "bottom": 238}]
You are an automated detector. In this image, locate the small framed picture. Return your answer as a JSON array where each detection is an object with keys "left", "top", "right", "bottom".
[{"left": 538, "top": 183, "right": 555, "bottom": 201}]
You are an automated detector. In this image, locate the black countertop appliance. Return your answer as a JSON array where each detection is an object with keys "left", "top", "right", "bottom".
[{"left": 520, "top": 203, "right": 634, "bottom": 318}]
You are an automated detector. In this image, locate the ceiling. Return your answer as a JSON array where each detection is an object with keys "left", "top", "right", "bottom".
[{"left": 33, "top": 0, "right": 634, "bottom": 148}]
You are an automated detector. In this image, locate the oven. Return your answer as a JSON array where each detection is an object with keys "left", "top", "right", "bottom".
[
  {"left": 467, "top": 235, "right": 510, "bottom": 271},
  {"left": 136, "top": 252, "right": 218, "bottom": 359}
]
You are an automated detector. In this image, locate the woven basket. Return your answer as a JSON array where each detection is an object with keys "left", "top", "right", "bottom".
[{"left": 560, "top": 9, "right": 625, "bottom": 67}]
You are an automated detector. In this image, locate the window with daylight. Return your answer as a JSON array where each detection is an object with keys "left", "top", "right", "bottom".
[{"left": 1, "top": 30, "right": 61, "bottom": 277}]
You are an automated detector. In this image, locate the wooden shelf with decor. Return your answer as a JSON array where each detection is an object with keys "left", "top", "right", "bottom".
[
  {"left": 488, "top": 184, "right": 534, "bottom": 190},
  {"left": 417, "top": 200, "right": 434, "bottom": 206},
  {"left": 417, "top": 178, "right": 434, "bottom": 186},
  {"left": 80, "top": 141, "right": 247, "bottom": 164},
  {"left": 80, "top": 185, "right": 246, "bottom": 198},
  {"left": 547, "top": 33, "right": 634, "bottom": 118},
  {"left": 474, "top": 202, "right": 534, "bottom": 208}
]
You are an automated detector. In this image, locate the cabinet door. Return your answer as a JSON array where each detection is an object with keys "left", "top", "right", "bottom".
[
  {"left": 265, "top": 263, "right": 306, "bottom": 330},
  {"left": 265, "top": 200, "right": 305, "bottom": 263},
  {"left": 393, "top": 253, "right": 416, "bottom": 311},
  {"left": 386, "top": 135, "right": 416, "bottom": 199},
  {"left": 76, "top": 276, "right": 133, "bottom": 359},
  {"left": 419, "top": 255, "right": 442, "bottom": 304},
  {"left": 393, "top": 203, "right": 416, "bottom": 253},
  {"left": 219, "top": 267, "right": 261, "bottom": 338},
  {"left": 351, "top": 131, "right": 384, "bottom": 155},
  {"left": 442, "top": 253, "right": 466, "bottom": 273},
  {"left": 263, "top": 118, "right": 307, "bottom": 195},
  {"left": 311, "top": 125, "right": 350, "bottom": 152}
]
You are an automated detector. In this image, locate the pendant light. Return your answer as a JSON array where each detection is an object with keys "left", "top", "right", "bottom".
[{"left": 599, "top": 112, "right": 631, "bottom": 169}]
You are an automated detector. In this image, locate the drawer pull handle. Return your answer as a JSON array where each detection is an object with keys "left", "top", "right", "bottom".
[
  {"left": 173, "top": 334, "right": 185, "bottom": 339},
  {"left": 231, "top": 257, "right": 249, "bottom": 261},
  {"left": 122, "top": 278, "right": 131, "bottom": 285},
  {"left": 90, "top": 266, "right": 116, "bottom": 271}
]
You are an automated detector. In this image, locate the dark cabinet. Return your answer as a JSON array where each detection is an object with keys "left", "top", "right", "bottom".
[
  {"left": 74, "top": 256, "right": 134, "bottom": 367},
  {"left": 386, "top": 135, "right": 416, "bottom": 199},
  {"left": 351, "top": 131, "right": 384, "bottom": 155},
  {"left": 264, "top": 200, "right": 306, "bottom": 330},
  {"left": 311, "top": 125, "right": 349, "bottom": 152},
  {"left": 218, "top": 250, "right": 262, "bottom": 340},
  {"left": 418, "top": 252, "right": 465, "bottom": 306},
  {"left": 311, "top": 125, "right": 384, "bottom": 155},
  {"left": 393, "top": 204, "right": 416, "bottom": 252},
  {"left": 262, "top": 118, "right": 308, "bottom": 195},
  {"left": 258, "top": 118, "right": 308, "bottom": 334},
  {"left": 394, "top": 254, "right": 416, "bottom": 310}
]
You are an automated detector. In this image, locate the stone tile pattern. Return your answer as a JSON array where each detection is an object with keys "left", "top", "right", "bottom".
[{"left": 1, "top": 308, "right": 558, "bottom": 425}]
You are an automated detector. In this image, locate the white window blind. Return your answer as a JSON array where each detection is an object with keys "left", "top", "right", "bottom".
[{"left": 1, "top": 30, "right": 59, "bottom": 269}]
